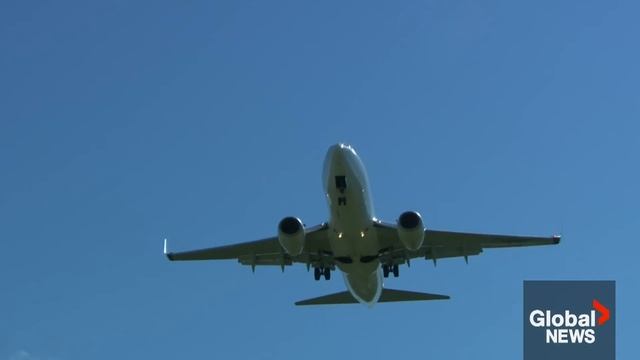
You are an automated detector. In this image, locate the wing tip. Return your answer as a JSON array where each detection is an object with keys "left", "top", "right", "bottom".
[
  {"left": 552, "top": 234, "right": 561, "bottom": 244},
  {"left": 164, "top": 238, "right": 175, "bottom": 261}
]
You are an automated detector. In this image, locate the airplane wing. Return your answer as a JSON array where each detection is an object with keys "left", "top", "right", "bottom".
[
  {"left": 374, "top": 222, "right": 560, "bottom": 266},
  {"left": 164, "top": 223, "right": 334, "bottom": 269}
]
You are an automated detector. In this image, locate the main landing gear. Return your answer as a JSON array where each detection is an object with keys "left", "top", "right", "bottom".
[
  {"left": 383, "top": 264, "right": 399, "bottom": 278},
  {"left": 314, "top": 267, "right": 331, "bottom": 281}
]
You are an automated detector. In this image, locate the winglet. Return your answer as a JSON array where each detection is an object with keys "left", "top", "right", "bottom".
[
  {"left": 552, "top": 234, "right": 561, "bottom": 244},
  {"left": 164, "top": 238, "right": 174, "bottom": 261}
]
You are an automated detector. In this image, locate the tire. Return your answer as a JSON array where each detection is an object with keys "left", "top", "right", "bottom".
[
  {"left": 392, "top": 264, "right": 399, "bottom": 277},
  {"left": 383, "top": 265, "right": 389, "bottom": 278},
  {"left": 314, "top": 267, "right": 321, "bottom": 281},
  {"left": 324, "top": 267, "right": 331, "bottom": 280}
]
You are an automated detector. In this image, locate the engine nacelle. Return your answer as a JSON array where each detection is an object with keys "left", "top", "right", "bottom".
[
  {"left": 278, "top": 216, "right": 305, "bottom": 256},
  {"left": 397, "top": 211, "right": 425, "bottom": 251}
]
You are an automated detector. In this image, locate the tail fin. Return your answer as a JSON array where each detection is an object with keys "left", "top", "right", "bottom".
[{"left": 295, "top": 288, "right": 450, "bottom": 306}]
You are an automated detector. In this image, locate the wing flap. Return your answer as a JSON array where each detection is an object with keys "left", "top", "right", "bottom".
[{"left": 238, "top": 253, "right": 293, "bottom": 266}]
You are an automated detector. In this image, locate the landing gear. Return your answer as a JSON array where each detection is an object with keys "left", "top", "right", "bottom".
[
  {"left": 314, "top": 267, "right": 331, "bottom": 281},
  {"left": 383, "top": 264, "right": 399, "bottom": 278}
]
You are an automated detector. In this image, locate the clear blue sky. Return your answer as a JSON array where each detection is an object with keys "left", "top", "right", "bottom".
[{"left": 1, "top": 1, "right": 638, "bottom": 359}]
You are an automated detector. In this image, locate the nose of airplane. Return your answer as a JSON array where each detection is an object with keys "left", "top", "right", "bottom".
[
  {"left": 323, "top": 144, "right": 355, "bottom": 190},
  {"left": 322, "top": 143, "right": 357, "bottom": 191},
  {"left": 327, "top": 143, "right": 353, "bottom": 158},
  {"left": 325, "top": 143, "right": 351, "bottom": 165}
]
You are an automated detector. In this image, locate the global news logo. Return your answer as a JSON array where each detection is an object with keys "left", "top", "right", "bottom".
[
  {"left": 528, "top": 299, "right": 610, "bottom": 344},
  {"left": 523, "top": 281, "right": 615, "bottom": 360}
]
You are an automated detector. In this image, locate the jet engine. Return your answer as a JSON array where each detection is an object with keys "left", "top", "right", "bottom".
[
  {"left": 278, "top": 216, "right": 305, "bottom": 256},
  {"left": 397, "top": 211, "right": 425, "bottom": 251}
]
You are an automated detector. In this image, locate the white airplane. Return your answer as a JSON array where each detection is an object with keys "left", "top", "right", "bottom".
[{"left": 165, "top": 144, "right": 560, "bottom": 306}]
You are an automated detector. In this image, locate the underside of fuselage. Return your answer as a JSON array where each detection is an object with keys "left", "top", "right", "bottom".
[{"left": 343, "top": 267, "right": 383, "bottom": 305}]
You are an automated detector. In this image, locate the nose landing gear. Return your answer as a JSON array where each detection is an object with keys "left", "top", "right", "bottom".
[
  {"left": 314, "top": 267, "right": 331, "bottom": 281},
  {"left": 382, "top": 264, "right": 399, "bottom": 278}
]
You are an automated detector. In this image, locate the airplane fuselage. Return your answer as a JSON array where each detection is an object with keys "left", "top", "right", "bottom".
[{"left": 322, "top": 144, "right": 383, "bottom": 305}]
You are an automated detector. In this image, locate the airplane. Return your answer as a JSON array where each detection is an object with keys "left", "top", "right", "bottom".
[{"left": 165, "top": 143, "right": 560, "bottom": 306}]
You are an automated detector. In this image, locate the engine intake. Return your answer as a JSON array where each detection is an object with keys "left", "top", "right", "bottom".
[
  {"left": 397, "top": 211, "right": 425, "bottom": 251},
  {"left": 278, "top": 216, "right": 305, "bottom": 255}
]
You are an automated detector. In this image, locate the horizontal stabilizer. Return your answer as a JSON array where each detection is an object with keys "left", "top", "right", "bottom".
[
  {"left": 295, "top": 288, "right": 450, "bottom": 306},
  {"left": 379, "top": 288, "right": 450, "bottom": 302},
  {"left": 295, "top": 291, "right": 357, "bottom": 306}
]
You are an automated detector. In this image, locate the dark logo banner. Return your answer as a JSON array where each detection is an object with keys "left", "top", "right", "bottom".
[{"left": 524, "top": 280, "right": 615, "bottom": 360}]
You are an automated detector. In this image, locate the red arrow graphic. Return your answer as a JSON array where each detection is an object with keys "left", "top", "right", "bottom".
[{"left": 593, "top": 299, "right": 610, "bottom": 326}]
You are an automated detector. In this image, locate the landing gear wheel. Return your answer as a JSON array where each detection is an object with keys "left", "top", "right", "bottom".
[
  {"left": 323, "top": 267, "right": 331, "bottom": 280},
  {"left": 314, "top": 267, "right": 321, "bottom": 281},
  {"left": 392, "top": 264, "right": 399, "bottom": 278},
  {"left": 383, "top": 265, "right": 390, "bottom": 278}
]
